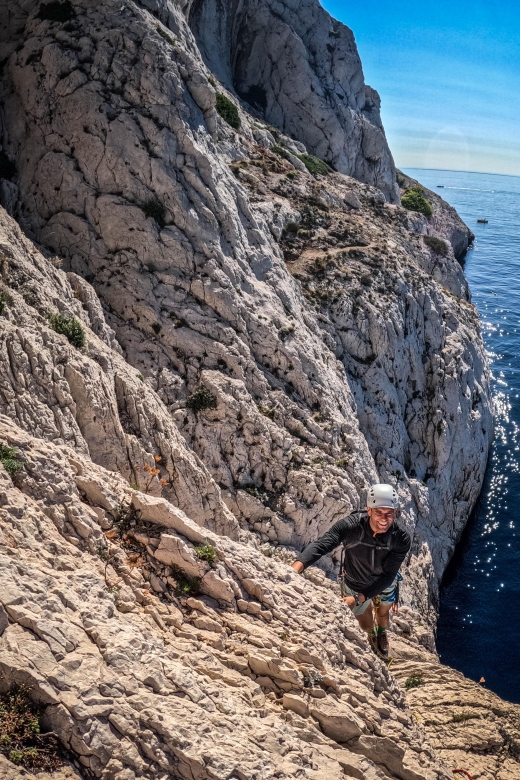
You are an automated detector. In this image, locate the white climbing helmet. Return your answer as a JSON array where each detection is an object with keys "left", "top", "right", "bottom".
[{"left": 367, "top": 484, "right": 398, "bottom": 510}]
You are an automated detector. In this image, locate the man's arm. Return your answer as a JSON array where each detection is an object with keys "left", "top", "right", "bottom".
[
  {"left": 360, "top": 531, "right": 411, "bottom": 600},
  {"left": 291, "top": 515, "right": 360, "bottom": 572}
]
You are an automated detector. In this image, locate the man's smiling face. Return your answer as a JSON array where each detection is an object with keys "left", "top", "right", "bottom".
[{"left": 367, "top": 506, "right": 396, "bottom": 535}]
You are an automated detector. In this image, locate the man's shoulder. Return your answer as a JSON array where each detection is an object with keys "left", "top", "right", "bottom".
[
  {"left": 392, "top": 522, "right": 412, "bottom": 550},
  {"left": 343, "top": 510, "right": 368, "bottom": 527}
]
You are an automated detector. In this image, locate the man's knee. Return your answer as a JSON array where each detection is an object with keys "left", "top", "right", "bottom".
[{"left": 343, "top": 596, "right": 356, "bottom": 611}]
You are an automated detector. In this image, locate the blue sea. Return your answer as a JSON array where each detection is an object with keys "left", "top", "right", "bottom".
[{"left": 402, "top": 169, "right": 520, "bottom": 702}]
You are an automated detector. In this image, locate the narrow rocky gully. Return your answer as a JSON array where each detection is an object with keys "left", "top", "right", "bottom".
[{"left": 0, "top": 0, "right": 517, "bottom": 779}]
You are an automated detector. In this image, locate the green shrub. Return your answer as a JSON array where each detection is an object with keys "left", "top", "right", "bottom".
[
  {"left": 451, "top": 711, "right": 480, "bottom": 723},
  {"left": 0, "top": 685, "right": 62, "bottom": 770},
  {"left": 37, "top": 0, "right": 74, "bottom": 22},
  {"left": 48, "top": 313, "right": 85, "bottom": 348},
  {"left": 194, "top": 542, "right": 217, "bottom": 563},
  {"left": 423, "top": 235, "right": 448, "bottom": 256},
  {"left": 401, "top": 187, "right": 433, "bottom": 217},
  {"left": 278, "top": 325, "right": 294, "bottom": 341},
  {"left": 272, "top": 144, "right": 291, "bottom": 161},
  {"left": 141, "top": 199, "right": 166, "bottom": 228},
  {"left": 216, "top": 93, "right": 240, "bottom": 130},
  {"left": 0, "top": 289, "right": 12, "bottom": 316},
  {"left": 404, "top": 673, "right": 425, "bottom": 690},
  {"left": 296, "top": 154, "right": 332, "bottom": 176},
  {"left": 283, "top": 222, "right": 299, "bottom": 235},
  {"left": 0, "top": 444, "right": 23, "bottom": 477},
  {"left": 396, "top": 172, "right": 405, "bottom": 187},
  {"left": 156, "top": 26, "right": 175, "bottom": 45},
  {"left": 170, "top": 565, "right": 201, "bottom": 596},
  {"left": 257, "top": 404, "right": 275, "bottom": 419},
  {"left": 187, "top": 386, "right": 218, "bottom": 413}
]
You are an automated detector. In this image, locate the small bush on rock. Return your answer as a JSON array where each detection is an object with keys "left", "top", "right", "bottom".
[
  {"left": 170, "top": 565, "right": 201, "bottom": 596},
  {"left": 156, "top": 26, "right": 175, "bottom": 45},
  {"left": 401, "top": 187, "right": 433, "bottom": 217},
  {"left": 0, "top": 685, "right": 62, "bottom": 770},
  {"left": 0, "top": 289, "right": 12, "bottom": 316},
  {"left": 37, "top": 0, "right": 74, "bottom": 22},
  {"left": 141, "top": 199, "right": 166, "bottom": 228},
  {"left": 216, "top": 93, "right": 241, "bottom": 130},
  {"left": 297, "top": 154, "right": 332, "bottom": 176},
  {"left": 0, "top": 444, "right": 23, "bottom": 477},
  {"left": 423, "top": 235, "right": 448, "bottom": 256},
  {"left": 194, "top": 542, "right": 217, "bottom": 563},
  {"left": 404, "top": 673, "right": 424, "bottom": 690},
  {"left": 48, "top": 313, "right": 86, "bottom": 348},
  {"left": 187, "top": 386, "right": 218, "bottom": 413}
]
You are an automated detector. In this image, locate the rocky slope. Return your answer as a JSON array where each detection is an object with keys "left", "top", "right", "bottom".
[{"left": 0, "top": 0, "right": 507, "bottom": 776}]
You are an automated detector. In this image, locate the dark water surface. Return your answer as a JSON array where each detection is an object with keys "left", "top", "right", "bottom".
[{"left": 404, "top": 168, "right": 520, "bottom": 703}]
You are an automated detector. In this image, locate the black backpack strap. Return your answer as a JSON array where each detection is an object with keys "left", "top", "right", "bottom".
[{"left": 339, "top": 523, "right": 364, "bottom": 580}]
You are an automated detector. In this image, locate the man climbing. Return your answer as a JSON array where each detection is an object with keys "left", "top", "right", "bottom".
[{"left": 291, "top": 484, "right": 411, "bottom": 657}]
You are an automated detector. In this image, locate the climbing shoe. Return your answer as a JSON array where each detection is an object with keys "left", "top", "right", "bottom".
[{"left": 376, "top": 629, "right": 389, "bottom": 657}]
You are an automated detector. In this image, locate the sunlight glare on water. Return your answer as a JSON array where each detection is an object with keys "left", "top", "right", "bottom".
[{"left": 404, "top": 169, "right": 520, "bottom": 703}]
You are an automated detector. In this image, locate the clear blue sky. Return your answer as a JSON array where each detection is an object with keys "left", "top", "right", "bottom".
[{"left": 321, "top": 1, "right": 520, "bottom": 175}]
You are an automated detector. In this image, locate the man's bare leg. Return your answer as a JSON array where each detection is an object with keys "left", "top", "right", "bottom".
[
  {"left": 375, "top": 602, "right": 392, "bottom": 628},
  {"left": 343, "top": 597, "right": 374, "bottom": 633}
]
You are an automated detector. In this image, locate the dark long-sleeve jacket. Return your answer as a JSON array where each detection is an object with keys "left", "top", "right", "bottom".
[{"left": 296, "top": 511, "right": 411, "bottom": 600}]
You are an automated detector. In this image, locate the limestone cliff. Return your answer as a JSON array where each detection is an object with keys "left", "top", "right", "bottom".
[{"left": 0, "top": 0, "right": 506, "bottom": 776}]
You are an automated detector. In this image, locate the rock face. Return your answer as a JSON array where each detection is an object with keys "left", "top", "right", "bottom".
[
  {"left": 188, "top": 0, "right": 399, "bottom": 201},
  {"left": 0, "top": 416, "right": 456, "bottom": 780},
  {"left": 391, "top": 637, "right": 520, "bottom": 779},
  {"left": 398, "top": 171, "right": 475, "bottom": 259}
]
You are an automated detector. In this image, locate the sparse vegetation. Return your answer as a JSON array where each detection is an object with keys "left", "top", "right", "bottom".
[
  {"left": 278, "top": 325, "right": 294, "bottom": 341},
  {"left": 216, "top": 93, "right": 241, "bottom": 130},
  {"left": 396, "top": 172, "right": 405, "bottom": 187},
  {"left": 170, "top": 565, "right": 201, "bottom": 596},
  {"left": 156, "top": 26, "right": 175, "bottom": 45},
  {"left": 303, "top": 669, "right": 323, "bottom": 688},
  {"left": 296, "top": 154, "right": 332, "bottom": 176},
  {"left": 401, "top": 187, "right": 433, "bottom": 218},
  {"left": 187, "top": 386, "right": 218, "bottom": 413},
  {"left": 451, "top": 710, "right": 480, "bottom": 723},
  {"left": 272, "top": 145, "right": 291, "bottom": 161},
  {"left": 424, "top": 235, "right": 449, "bottom": 256},
  {"left": 0, "top": 444, "right": 23, "bottom": 477},
  {"left": 404, "top": 673, "right": 425, "bottom": 690},
  {"left": 37, "top": 0, "right": 74, "bottom": 22},
  {"left": 0, "top": 289, "right": 11, "bottom": 316},
  {"left": 257, "top": 404, "right": 276, "bottom": 420},
  {"left": 0, "top": 685, "right": 62, "bottom": 770},
  {"left": 141, "top": 199, "right": 166, "bottom": 228},
  {"left": 194, "top": 542, "right": 217, "bottom": 564},
  {"left": 48, "top": 313, "right": 86, "bottom": 349}
]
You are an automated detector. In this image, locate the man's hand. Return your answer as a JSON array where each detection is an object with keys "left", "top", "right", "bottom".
[
  {"left": 291, "top": 561, "right": 304, "bottom": 574},
  {"left": 356, "top": 593, "right": 366, "bottom": 604}
]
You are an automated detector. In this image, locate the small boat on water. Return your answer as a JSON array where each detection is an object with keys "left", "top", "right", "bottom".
[
  {"left": 437, "top": 185, "right": 444, "bottom": 188},
  {"left": 477, "top": 218, "right": 489, "bottom": 224}
]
